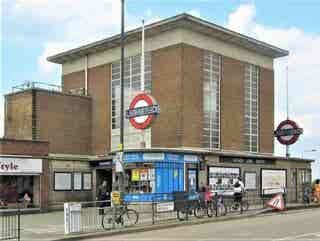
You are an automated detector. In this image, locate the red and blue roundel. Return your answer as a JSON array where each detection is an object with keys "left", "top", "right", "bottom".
[
  {"left": 274, "top": 119, "right": 303, "bottom": 145},
  {"left": 126, "top": 93, "right": 160, "bottom": 129}
]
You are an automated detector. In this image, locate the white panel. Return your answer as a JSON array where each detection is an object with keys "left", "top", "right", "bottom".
[{"left": 0, "top": 157, "right": 42, "bottom": 174}]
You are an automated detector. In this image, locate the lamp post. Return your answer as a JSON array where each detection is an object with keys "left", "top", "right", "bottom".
[{"left": 301, "top": 149, "right": 317, "bottom": 158}]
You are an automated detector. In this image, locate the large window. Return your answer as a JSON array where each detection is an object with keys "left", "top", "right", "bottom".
[
  {"left": 244, "top": 64, "right": 259, "bottom": 152},
  {"left": 111, "top": 53, "right": 152, "bottom": 150},
  {"left": 203, "top": 51, "right": 221, "bottom": 150}
]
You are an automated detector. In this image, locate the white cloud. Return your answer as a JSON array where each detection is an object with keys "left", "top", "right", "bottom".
[
  {"left": 9, "top": 0, "right": 122, "bottom": 77},
  {"left": 0, "top": 96, "right": 4, "bottom": 138},
  {"left": 227, "top": 3, "right": 320, "bottom": 147},
  {"left": 187, "top": 9, "right": 201, "bottom": 18}
]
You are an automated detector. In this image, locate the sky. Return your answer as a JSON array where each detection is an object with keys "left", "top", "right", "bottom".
[{"left": 1, "top": 0, "right": 320, "bottom": 179}]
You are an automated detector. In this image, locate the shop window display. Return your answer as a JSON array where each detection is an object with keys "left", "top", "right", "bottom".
[{"left": 126, "top": 168, "right": 155, "bottom": 193}]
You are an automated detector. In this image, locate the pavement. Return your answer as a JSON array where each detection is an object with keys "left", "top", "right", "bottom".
[
  {"left": 15, "top": 203, "right": 320, "bottom": 241},
  {"left": 83, "top": 207, "right": 320, "bottom": 241}
]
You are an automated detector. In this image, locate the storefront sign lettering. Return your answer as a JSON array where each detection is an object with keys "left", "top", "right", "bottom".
[
  {"left": 0, "top": 162, "right": 18, "bottom": 171},
  {"left": 220, "top": 157, "right": 274, "bottom": 165},
  {"left": 0, "top": 158, "right": 42, "bottom": 174}
]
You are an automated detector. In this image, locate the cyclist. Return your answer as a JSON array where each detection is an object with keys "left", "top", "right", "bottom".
[{"left": 233, "top": 177, "right": 245, "bottom": 210}]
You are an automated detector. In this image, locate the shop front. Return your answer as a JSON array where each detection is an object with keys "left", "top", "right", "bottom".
[
  {"left": 122, "top": 152, "right": 201, "bottom": 202},
  {"left": 0, "top": 156, "right": 43, "bottom": 208}
]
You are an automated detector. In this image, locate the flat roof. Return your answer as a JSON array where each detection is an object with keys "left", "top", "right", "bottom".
[
  {"left": 103, "top": 147, "right": 313, "bottom": 163},
  {"left": 48, "top": 13, "right": 289, "bottom": 64}
]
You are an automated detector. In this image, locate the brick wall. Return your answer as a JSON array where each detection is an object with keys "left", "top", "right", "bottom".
[
  {"left": 0, "top": 138, "right": 49, "bottom": 156},
  {"left": 259, "top": 67, "right": 274, "bottom": 153},
  {"left": 5, "top": 91, "right": 33, "bottom": 140},
  {"left": 87, "top": 64, "right": 111, "bottom": 155},
  {"left": 181, "top": 44, "right": 203, "bottom": 148},
  {"left": 36, "top": 90, "right": 92, "bottom": 155},
  {"left": 62, "top": 70, "right": 85, "bottom": 93},
  {"left": 220, "top": 56, "right": 245, "bottom": 151},
  {"left": 151, "top": 44, "right": 183, "bottom": 147}
]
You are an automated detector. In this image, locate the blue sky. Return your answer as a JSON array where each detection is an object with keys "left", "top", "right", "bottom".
[{"left": 1, "top": 0, "right": 320, "bottom": 179}]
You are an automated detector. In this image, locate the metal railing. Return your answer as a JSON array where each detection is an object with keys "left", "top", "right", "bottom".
[
  {"left": 66, "top": 188, "right": 318, "bottom": 235},
  {"left": 0, "top": 209, "right": 20, "bottom": 241}
]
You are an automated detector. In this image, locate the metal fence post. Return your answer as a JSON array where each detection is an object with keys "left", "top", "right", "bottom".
[
  {"left": 215, "top": 195, "right": 218, "bottom": 217},
  {"left": 18, "top": 208, "right": 21, "bottom": 241},
  {"left": 112, "top": 205, "right": 116, "bottom": 229},
  {"left": 152, "top": 200, "right": 155, "bottom": 225}
]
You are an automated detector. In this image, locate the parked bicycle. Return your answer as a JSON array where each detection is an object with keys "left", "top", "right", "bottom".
[
  {"left": 228, "top": 192, "right": 249, "bottom": 213},
  {"left": 101, "top": 203, "right": 139, "bottom": 229}
]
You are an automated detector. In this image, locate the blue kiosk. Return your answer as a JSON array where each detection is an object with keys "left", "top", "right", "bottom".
[{"left": 122, "top": 151, "right": 201, "bottom": 202}]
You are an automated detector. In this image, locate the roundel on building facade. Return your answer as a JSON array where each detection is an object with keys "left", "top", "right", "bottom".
[
  {"left": 274, "top": 119, "right": 303, "bottom": 145},
  {"left": 125, "top": 93, "right": 160, "bottom": 129}
]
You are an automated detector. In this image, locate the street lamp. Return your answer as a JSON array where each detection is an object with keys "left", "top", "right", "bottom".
[{"left": 301, "top": 149, "right": 317, "bottom": 158}]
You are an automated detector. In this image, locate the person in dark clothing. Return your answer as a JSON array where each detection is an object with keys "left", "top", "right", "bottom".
[{"left": 97, "top": 180, "right": 110, "bottom": 214}]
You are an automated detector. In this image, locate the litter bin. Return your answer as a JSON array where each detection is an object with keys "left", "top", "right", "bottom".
[{"left": 64, "top": 203, "right": 81, "bottom": 234}]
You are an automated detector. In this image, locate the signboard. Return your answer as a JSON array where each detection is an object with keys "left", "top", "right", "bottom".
[
  {"left": 0, "top": 157, "right": 42, "bottom": 174},
  {"left": 261, "top": 169, "right": 286, "bottom": 195},
  {"left": 156, "top": 202, "right": 174, "bottom": 213},
  {"left": 131, "top": 169, "right": 140, "bottom": 181},
  {"left": 111, "top": 191, "right": 121, "bottom": 205},
  {"left": 266, "top": 194, "right": 285, "bottom": 211},
  {"left": 244, "top": 172, "right": 257, "bottom": 190},
  {"left": 73, "top": 173, "right": 82, "bottom": 190},
  {"left": 55, "top": 172, "right": 72, "bottom": 191},
  {"left": 220, "top": 157, "right": 274, "bottom": 165},
  {"left": 208, "top": 167, "right": 240, "bottom": 195},
  {"left": 126, "top": 93, "right": 160, "bottom": 129},
  {"left": 274, "top": 119, "right": 303, "bottom": 145},
  {"left": 83, "top": 173, "right": 92, "bottom": 190}
]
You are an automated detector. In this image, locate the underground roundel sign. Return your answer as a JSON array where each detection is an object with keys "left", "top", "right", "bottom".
[
  {"left": 125, "top": 93, "right": 160, "bottom": 129},
  {"left": 274, "top": 119, "right": 303, "bottom": 145}
]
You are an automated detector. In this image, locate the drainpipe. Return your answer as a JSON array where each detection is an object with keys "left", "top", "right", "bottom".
[{"left": 85, "top": 55, "right": 88, "bottom": 95}]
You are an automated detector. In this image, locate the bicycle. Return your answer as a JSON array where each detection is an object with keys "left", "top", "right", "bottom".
[
  {"left": 229, "top": 193, "right": 249, "bottom": 213},
  {"left": 101, "top": 203, "right": 139, "bottom": 229}
]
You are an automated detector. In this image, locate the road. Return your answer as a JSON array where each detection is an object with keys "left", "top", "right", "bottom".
[{"left": 87, "top": 208, "right": 320, "bottom": 241}]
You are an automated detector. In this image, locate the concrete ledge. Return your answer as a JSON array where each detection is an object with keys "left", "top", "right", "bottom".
[{"left": 53, "top": 204, "right": 320, "bottom": 241}]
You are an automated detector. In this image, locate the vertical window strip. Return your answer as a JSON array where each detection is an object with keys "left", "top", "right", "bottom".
[
  {"left": 244, "top": 64, "right": 259, "bottom": 152},
  {"left": 111, "top": 53, "right": 152, "bottom": 150},
  {"left": 203, "top": 51, "right": 221, "bottom": 150}
]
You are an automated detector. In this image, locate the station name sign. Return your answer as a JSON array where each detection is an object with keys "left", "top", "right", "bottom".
[
  {"left": 126, "top": 105, "right": 160, "bottom": 119},
  {"left": 220, "top": 157, "right": 275, "bottom": 165}
]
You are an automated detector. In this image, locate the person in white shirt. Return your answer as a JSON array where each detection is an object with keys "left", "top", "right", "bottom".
[{"left": 233, "top": 177, "right": 245, "bottom": 209}]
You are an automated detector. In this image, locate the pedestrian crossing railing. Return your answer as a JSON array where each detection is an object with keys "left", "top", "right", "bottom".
[{"left": 0, "top": 209, "right": 20, "bottom": 241}]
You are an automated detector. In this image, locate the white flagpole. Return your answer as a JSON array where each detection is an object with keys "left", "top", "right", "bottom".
[
  {"left": 141, "top": 19, "right": 145, "bottom": 92},
  {"left": 140, "top": 19, "right": 146, "bottom": 148}
]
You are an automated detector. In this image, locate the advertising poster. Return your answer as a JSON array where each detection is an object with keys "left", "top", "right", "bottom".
[
  {"left": 55, "top": 173, "right": 72, "bottom": 190},
  {"left": 208, "top": 167, "right": 240, "bottom": 195},
  {"left": 140, "top": 169, "right": 148, "bottom": 181},
  {"left": 245, "top": 172, "right": 257, "bottom": 190},
  {"left": 73, "top": 173, "right": 82, "bottom": 190},
  {"left": 83, "top": 173, "right": 92, "bottom": 190},
  {"left": 131, "top": 169, "right": 140, "bottom": 181},
  {"left": 261, "top": 169, "right": 286, "bottom": 194}
]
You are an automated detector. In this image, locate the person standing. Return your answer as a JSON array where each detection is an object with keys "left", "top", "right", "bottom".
[
  {"left": 97, "top": 180, "right": 110, "bottom": 214},
  {"left": 314, "top": 179, "right": 320, "bottom": 203}
]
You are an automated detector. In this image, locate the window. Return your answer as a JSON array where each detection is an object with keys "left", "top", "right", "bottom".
[
  {"left": 244, "top": 64, "right": 259, "bottom": 152},
  {"left": 73, "top": 172, "right": 82, "bottom": 190},
  {"left": 203, "top": 51, "right": 221, "bottom": 150},
  {"left": 53, "top": 172, "right": 92, "bottom": 191},
  {"left": 244, "top": 172, "right": 257, "bottom": 190},
  {"left": 83, "top": 173, "right": 92, "bottom": 190},
  {"left": 126, "top": 168, "right": 155, "bottom": 193},
  {"left": 111, "top": 53, "right": 152, "bottom": 151},
  {"left": 300, "top": 169, "right": 311, "bottom": 184},
  {"left": 54, "top": 172, "right": 72, "bottom": 191}
]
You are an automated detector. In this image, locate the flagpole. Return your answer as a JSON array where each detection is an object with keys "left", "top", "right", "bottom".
[{"left": 140, "top": 19, "right": 146, "bottom": 148}]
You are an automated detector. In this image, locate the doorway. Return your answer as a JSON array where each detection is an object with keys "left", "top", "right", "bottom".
[{"left": 95, "top": 169, "right": 112, "bottom": 197}]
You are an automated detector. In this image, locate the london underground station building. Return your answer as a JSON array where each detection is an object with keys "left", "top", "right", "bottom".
[{"left": 1, "top": 14, "right": 312, "bottom": 209}]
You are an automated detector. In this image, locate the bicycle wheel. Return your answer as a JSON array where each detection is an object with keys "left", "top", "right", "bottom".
[
  {"left": 206, "top": 203, "right": 216, "bottom": 218},
  {"left": 177, "top": 209, "right": 188, "bottom": 221},
  {"left": 101, "top": 209, "right": 114, "bottom": 230},
  {"left": 218, "top": 204, "right": 227, "bottom": 216},
  {"left": 241, "top": 201, "right": 249, "bottom": 211},
  {"left": 121, "top": 209, "right": 139, "bottom": 227},
  {"left": 194, "top": 207, "right": 206, "bottom": 218}
]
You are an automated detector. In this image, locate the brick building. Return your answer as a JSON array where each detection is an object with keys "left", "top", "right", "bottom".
[{"left": 1, "top": 14, "right": 312, "bottom": 209}]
